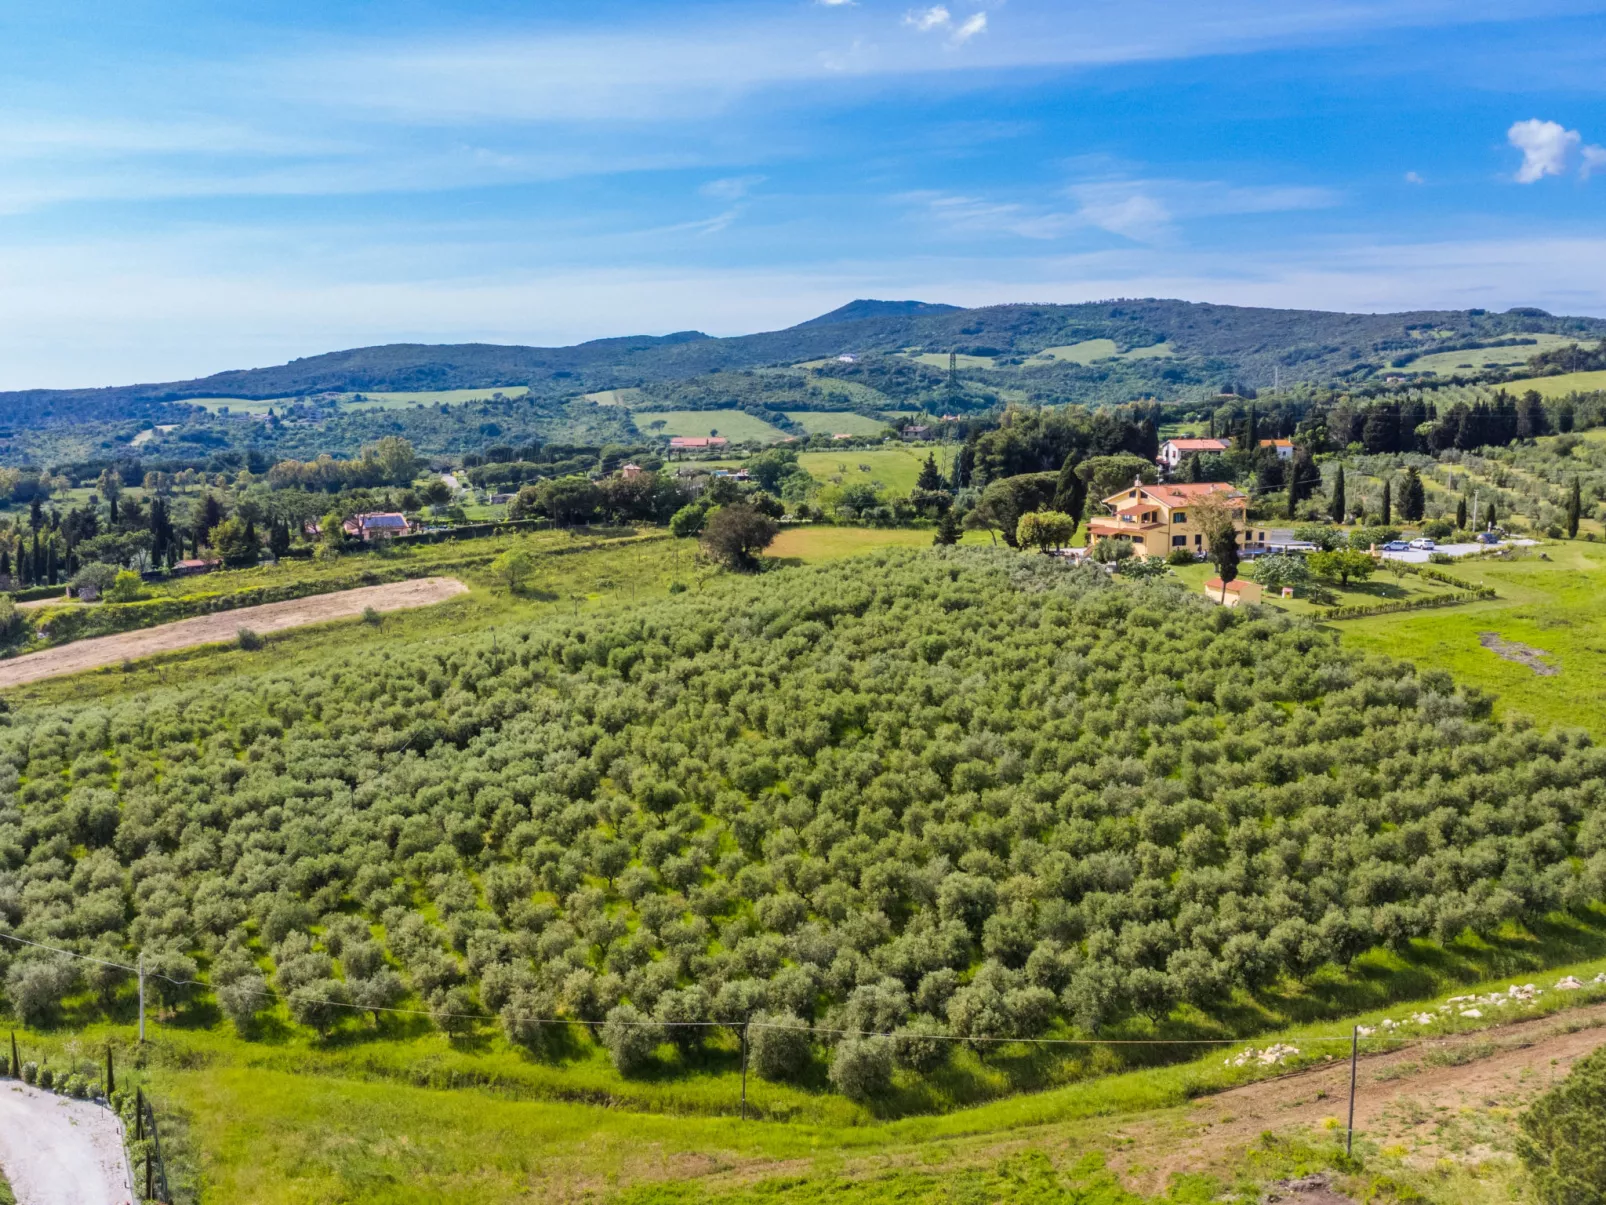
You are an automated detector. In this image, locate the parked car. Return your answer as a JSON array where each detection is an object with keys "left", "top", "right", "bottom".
[
  {"left": 1475, "top": 531, "right": 1501, "bottom": 545},
  {"left": 1382, "top": 541, "right": 1410, "bottom": 552},
  {"left": 1408, "top": 538, "right": 1435, "bottom": 550}
]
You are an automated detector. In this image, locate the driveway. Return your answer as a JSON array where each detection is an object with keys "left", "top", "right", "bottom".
[
  {"left": 0, "top": 1082, "right": 132, "bottom": 1205},
  {"left": 1379, "top": 539, "right": 1535, "bottom": 564}
]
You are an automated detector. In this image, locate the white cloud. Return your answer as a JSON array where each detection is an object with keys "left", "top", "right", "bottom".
[
  {"left": 1405, "top": 171, "right": 1424, "bottom": 184},
  {"left": 1508, "top": 118, "right": 1580, "bottom": 183},
  {"left": 700, "top": 175, "right": 765, "bottom": 200},
  {"left": 905, "top": 6, "right": 951, "bottom": 32},
  {"left": 950, "top": 13, "right": 988, "bottom": 44},
  {"left": 1581, "top": 146, "right": 1606, "bottom": 180}
]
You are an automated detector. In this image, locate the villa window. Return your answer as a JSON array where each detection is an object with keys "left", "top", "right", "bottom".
[{"left": 1173, "top": 511, "right": 1186, "bottom": 523}]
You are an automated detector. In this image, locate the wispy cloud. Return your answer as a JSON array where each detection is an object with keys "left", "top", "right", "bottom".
[
  {"left": 905, "top": 6, "right": 952, "bottom": 32},
  {"left": 1581, "top": 145, "right": 1606, "bottom": 180},
  {"left": 951, "top": 13, "right": 989, "bottom": 44},
  {"left": 1405, "top": 171, "right": 1425, "bottom": 184},
  {"left": 908, "top": 177, "right": 1339, "bottom": 245},
  {"left": 700, "top": 175, "right": 766, "bottom": 201}
]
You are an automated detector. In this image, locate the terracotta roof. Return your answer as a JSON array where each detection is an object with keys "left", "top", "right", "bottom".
[
  {"left": 1163, "top": 438, "right": 1232, "bottom": 450},
  {"left": 1258, "top": 438, "right": 1293, "bottom": 447},
  {"left": 1102, "top": 481, "right": 1244, "bottom": 507},
  {"left": 1205, "top": 578, "right": 1253, "bottom": 592}
]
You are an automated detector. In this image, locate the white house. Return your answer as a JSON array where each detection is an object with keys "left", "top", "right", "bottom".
[{"left": 1158, "top": 437, "right": 1233, "bottom": 471}]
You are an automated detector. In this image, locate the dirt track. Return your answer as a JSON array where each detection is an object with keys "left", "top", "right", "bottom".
[
  {"left": 1109, "top": 1002, "right": 1606, "bottom": 1194},
  {"left": 0, "top": 577, "right": 468, "bottom": 687},
  {"left": 0, "top": 1081, "right": 132, "bottom": 1205}
]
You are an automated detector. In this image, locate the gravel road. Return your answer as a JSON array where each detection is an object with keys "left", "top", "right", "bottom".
[
  {"left": 0, "top": 1082, "right": 132, "bottom": 1205},
  {"left": 0, "top": 576, "right": 468, "bottom": 688}
]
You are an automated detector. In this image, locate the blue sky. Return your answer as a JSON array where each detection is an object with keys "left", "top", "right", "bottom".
[{"left": 3, "top": 0, "right": 1606, "bottom": 388}]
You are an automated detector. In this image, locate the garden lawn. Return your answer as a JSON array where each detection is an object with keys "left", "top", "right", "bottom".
[
  {"left": 1164, "top": 559, "right": 1464, "bottom": 618},
  {"left": 632, "top": 411, "right": 790, "bottom": 443}
]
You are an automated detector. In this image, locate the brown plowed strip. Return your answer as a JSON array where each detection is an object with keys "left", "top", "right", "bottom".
[{"left": 0, "top": 577, "right": 468, "bottom": 687}]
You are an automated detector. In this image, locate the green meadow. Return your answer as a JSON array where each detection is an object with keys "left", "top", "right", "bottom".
[{"left": 630, "top": 410, "right": 791, "bottom": 443}]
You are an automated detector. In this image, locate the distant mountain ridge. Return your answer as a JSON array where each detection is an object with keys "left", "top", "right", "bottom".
[{"left": 6, "top": 299, "right": 1605, "bottom": 419}]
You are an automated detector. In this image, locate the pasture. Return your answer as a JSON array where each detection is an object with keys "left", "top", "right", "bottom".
[
  {"left": 1029, "top": 339, "right": 1174, "bottom": 365},
  {"left": 1499, "top": 368, "right": 1606, "bottom": 398},
  {"left": 1407, "top": 334, "right": 1595, "bottom": 377},
  {"left": 781, "top": 411, "right": 888, "bottom": 437},
  {"left": 187, "top": 387, "right": 529, "bottom": 415},
  {"left": 795, "top": 445, "right": 947, "bottom": 493},
  {"left": 630, "top": 410, "right": 790, "bottom": 443}
]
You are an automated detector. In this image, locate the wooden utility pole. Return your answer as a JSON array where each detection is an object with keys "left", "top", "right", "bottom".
[{"left": 138, "top": 952, "right": 146, "bottom": 1042}]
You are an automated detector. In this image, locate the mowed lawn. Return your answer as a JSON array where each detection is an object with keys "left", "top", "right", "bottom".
[{"left": 631, "top": 410, "right": 790, "bottom": 443}]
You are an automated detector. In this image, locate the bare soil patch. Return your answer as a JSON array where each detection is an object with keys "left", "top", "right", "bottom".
[
  {"left": 0, "top": 577, "right": 468, "bottom": 687},
  {"left": 1479, "top": 631, "right": 1557, "bottom": 675}
]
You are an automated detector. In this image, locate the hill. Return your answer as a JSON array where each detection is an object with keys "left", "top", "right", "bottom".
[{"left": 7, "top": 300, "right": 1605, "bottom": 416}]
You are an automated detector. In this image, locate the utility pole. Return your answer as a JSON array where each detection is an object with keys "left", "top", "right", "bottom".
[
  {"left": 1471, "top": 491, "right": 1480, "bottom": 531},
  {"left": 739, "top": 1022, "right": 750, "bottom": 1122},
  {"left": 138, "top": 952, "right": 145, "bottom": 1043},
  {"left": 1346, "top": 1025, "right": 1359, "bottom": 1156}
]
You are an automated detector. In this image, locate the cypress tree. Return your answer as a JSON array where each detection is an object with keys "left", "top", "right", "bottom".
[
  {"left": 1052, "top": 453, "right": 1085, "bottom": 527},
  {"left": 1285, "top": 463, "right": 1298, "bottom": 519},
  {"left": 1567, "top": 478, "right": 1581, "bottom": 539},
  {"left": 1456, "top": 496, "right": 1467, "bottom": 530},
  {"left": 1381, "top": 479, "right": 1392, "bottom": 525},
  {"left": 1399, "top": 467, "right": 1425, "bottom": 522},
  {"left": 1330, "top": 465, "right": 1346, "bottom": 522},
  {"left": 933, "top": 509, "right": 960, "bottom": 546}
]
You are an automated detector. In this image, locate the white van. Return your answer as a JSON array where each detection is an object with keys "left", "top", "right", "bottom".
[{"left": 1408, "top": 538, "right": 1435, "bottom": 551}]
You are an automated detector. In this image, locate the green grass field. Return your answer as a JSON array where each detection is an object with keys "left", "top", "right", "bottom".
[
  {"left": 768, "top": 525, "right": 991, "bottom": 562},
  {"left": 795, "top": 446, "right": 946, "bottom": 493},
  {"left": 583, "top": 389, "right": 646, "bottom": 407},
  {"left": 1406, "top": 333, "right": 1593, "bottom": 376},
  {"left": 1337, "top": 540, "right": 1606, "bottom": 738},
  {"left": 1499, "top": 368, "right": 1606, "bottom": 398},
  {"left": 188, "top": 387, "right": 529, "bottom": 414},
  {"left": 631, "top": 410, "right": 790, "bottom": 443},
  {"left": 1029, "top": 339, "right": 1174, "bottom": 365},
  {"left": 908, "top": 352, "right": 996, "bottom": 369},
  {"left": 782, "top": 411, "right": 888, "bottom": 437}
]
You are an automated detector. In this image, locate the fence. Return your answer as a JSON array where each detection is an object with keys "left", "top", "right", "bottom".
[{"left": 132, "top": 1086, "right": 173, "bottom": 1205}]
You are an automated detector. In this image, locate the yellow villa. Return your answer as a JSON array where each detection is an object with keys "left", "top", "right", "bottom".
[{"left": 1086, "top": 480, "right": 1266, "bottom": 558}]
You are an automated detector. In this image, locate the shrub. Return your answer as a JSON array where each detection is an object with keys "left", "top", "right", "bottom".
[
  {"left": 1519, "top": 1045, "right": 1606, "bottom": 1204},
  {"left": 5, "top": 958, "right": 77, "bottom": 1026},
  {"left": 747, "top": 1011, "right": 811, "bottom": 1082},
  {"left": 891, "top": 1017, "right": 951, "bottom": 1074},
  {"left": 64, "top": 1074, "right": 88, "bottom": 1099},
  {"left": 601, "top": 1004, "right": 662, "bottom": 1075},
  {"left": 361, "top": 605, "right": 383, "bottom": 626},
  {"left": 829, "top": 1036, "right": 894, "bottom": 1101},
  {"left": 37, "top": 1066, "right": 54, "bottom": 1090},
  {"left": 1165, "top": 548, "right": 1195, "bottom": 566},
  {"left": 1089, "top": 538, "right": 1134, "bottom": 564},
  {"left": 20, "top": 1061, "right": 36, "bottom": 1085},
  {"left": 106, "top": 570, "right": 146, "bottom": 603},
  {"left": 237, "top": 627, "right": 263, "bottom": 651}
]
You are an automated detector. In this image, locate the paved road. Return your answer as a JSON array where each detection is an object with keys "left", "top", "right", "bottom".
[{"left": 0, "top": 1083, "right": 132, "bottom": 1205}]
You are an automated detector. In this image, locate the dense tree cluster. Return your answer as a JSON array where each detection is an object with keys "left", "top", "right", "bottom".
[{"left": 0, "top": 551, "right": 1602, "bottom": 1087}]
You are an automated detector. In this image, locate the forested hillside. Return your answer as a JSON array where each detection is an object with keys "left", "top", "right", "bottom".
[
  {"left": 7, "top": 299, "right": 1605, "bottom": 425},
  {"left": 1, "top": 549, "right": 1601, "bottom": 1091}
]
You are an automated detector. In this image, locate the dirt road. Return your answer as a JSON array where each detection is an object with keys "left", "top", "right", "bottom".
[
  {"left": 0, "top": 1082, "right": 132, "bottom": 1205},
  {"left": 1110, "top": 1002, "right": 1606, "bottom": 1194},
  {"left": 0, "top": 577, "right": 468, "bottom": 688}
]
